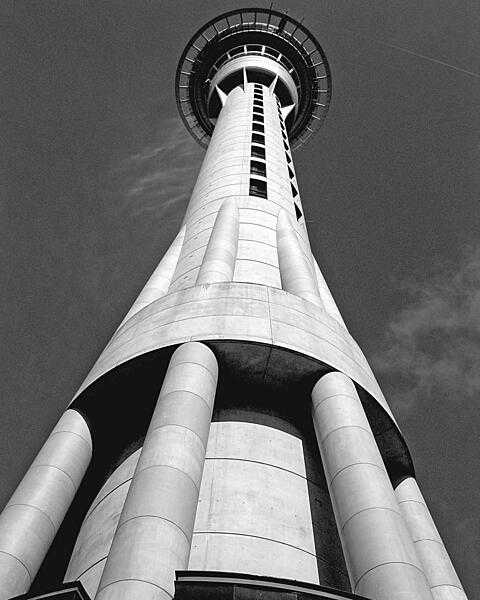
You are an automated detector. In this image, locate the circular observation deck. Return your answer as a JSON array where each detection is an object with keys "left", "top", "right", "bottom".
[{"left": 175, "top": 7, "right": 332, "bottom": 149}]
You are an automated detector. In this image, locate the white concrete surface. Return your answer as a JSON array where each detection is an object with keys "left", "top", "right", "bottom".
[
  {"left": 395, "top": 477, "right": 468, "bottom": 600},
  {"left": 0, "top": 409, "right": 91, "bottom": 600},
  {"left": 94, "top": 342, "right": 218, "bottom": 600},
  {"left": 277, "top": 209, "right": 322, "bottom": 307},
  {"left": 196, "top": 199, "right": 239, "bottom": 284},
  {"left": 311, "top": 372, "right": 432, "bottom": 600},
  {"left": 64, "top": 449, "right": 141, "bottom": 597}
]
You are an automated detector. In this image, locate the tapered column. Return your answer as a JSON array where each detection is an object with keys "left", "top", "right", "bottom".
[
  {"left": 277, "top": 209, "right": 322, "bottom": 306},
  {"left": 0, "top": 409, "right": 92, "bottom": 600},
  {"left": 119, "top": 225, "right": 186, "bottom": 326},
  {"left": 95, "top": 341, "right": 218, "bottom": 600},
  {"left": 395, "top": 477, "right": 468, "bottom": 600},
  {"left": 311, "top": 372, "right": 432, "bottom": 600},
  {"left": 313, "top": 259, "right": 347, "bottom": 328},
  {"left": 196, "top": 199, "right": 238, "bottom": 285}
]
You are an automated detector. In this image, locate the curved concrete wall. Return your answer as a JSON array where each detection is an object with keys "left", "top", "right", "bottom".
[
  {"left": 189, "top": 419, "right": 349, "bottom": 590},
  {"left": 72, "top": 282, "right": 395, "bottom": 426},
  {"left": 66, "top": 418, "right": 350, "bottom": 596},
  {"left": 64, "top": 449, "right": 141, "bottom": 598}
]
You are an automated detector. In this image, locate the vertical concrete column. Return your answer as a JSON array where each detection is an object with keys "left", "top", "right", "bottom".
[
  {"left": 0, "top": 409, "right": 92, "bottom": 600},
  {"left": 196, "top": 199, "right": 239, "bottom": 285},
  {"left": 313, "top": 259, "right": 347, "bottom": 328},
  {"left": 395, "top": 477, "right": 468, "bottom": 600},
  {"left": 277, "top": 209, "right": 322, "bottom": 306},
  {"left": 95, "top": 341, "right": 218, "bottom": 600},
  {"left": 311, "top": 372, "right": 432, "bottom": 600},
  {"left": 119, "top": 225, "right": 186, "bottom": 326}
]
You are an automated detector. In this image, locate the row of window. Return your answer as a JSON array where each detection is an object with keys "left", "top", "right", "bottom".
[
  {"left": 277, "top": 100, "right": 302, "bottom": 220},
  {"left": 250, "top": 84, "right": 268, "bottom": 199}
]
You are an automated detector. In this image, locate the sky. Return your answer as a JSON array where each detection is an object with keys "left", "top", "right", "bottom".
[{"left": 2, "top": 1, "right": 479, "bottom": 596}]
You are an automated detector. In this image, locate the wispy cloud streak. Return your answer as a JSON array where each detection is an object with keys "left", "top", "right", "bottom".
[
  {"left": 116, "top": 117, "right": 203, "bottom": 220},
  {"left": 372, "top": 246, "right": 480, "bottom": 415}
]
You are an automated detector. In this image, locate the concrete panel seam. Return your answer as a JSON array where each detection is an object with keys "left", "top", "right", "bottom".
[
  {"left": 156, "top": 389, "right": 213, "bottom": 414},
  {"left": 204, "top": 456, "right": 323, "bottom": 487},
  {"left": 167, "top": 359, "right": 218, "bottom": 383},
  {"left": 430, "top": 583, "right": 465, "bottom": 591},
  {"left": 133, "top": 464, "right": 200, "bottom": 492},
  {"left": 354, "top": 560, "right": 427, "bottom": 591},
  {"left": 413, "top": 538, "right": 446, "bottom": 545},
  {"left": 0, "top": 550, "right": 31, "bottom": 582},
  {"left": 148, "top": 423, "right": 208, "bottom": 451},
  {"left": 187, "top": 196, "right": 287, "bottom": 222},
  {"left": 238, "top": 237, "right": 278, "bottom": 250},
  {"left": 49, "top": 430, "right": 92, "bottom": 449},
  {"left": 107, "top": 309, "right": 271, "bottom": 355},
  {"left": 117, "top": 514, "right": 191, "bottom": 544},
  {"left": 170, "top": 265, "right": 202, "bottom": 285},
  {"left": 114, "top": 291, "right": 271, "bottom": 337},
  {"left": 315, "top": 392, "right": 356, "bottom": 410},
  {"left": 85, "top": 478, "right": 133, "bottom": 521},
  {"left": 192, "top": 530, "right": 319, "bottom": 559},
  {"left": 328, "top": 461, "right": 385, "bottom": 486},
  {"left": 271, "top": 323, "right": 375, "bottom": 380},
  {"left": 235, "top": 258, "right": 280, "bottom": 269},
  {"left": 341, "top": 505, "right": 402, "bottom": 533},
  {"left": 29, "top": 464, "right": 77, "bottom": 490},
  {"left": 72, "top": 555, "right": 107, "bottom": 581},
  {"left": 318, "top": 425, "right": 375, "bottom": 447},
  {"left": 268, "top": 302, "right": 353, "bottom": 343},
  {"left": 97, "top": 578, "right": 173, "bottom": 598},
  {"left": 4, "top": 503, "right": 56, "bottom": 536}
]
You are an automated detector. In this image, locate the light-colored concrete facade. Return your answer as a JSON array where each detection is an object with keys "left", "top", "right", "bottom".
[{"left": 0, "top": 8, "right": 468, "bottom": 600}]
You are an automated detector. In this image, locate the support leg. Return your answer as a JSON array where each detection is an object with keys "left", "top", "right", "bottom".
[
  {"left": 95, "top": 341, "right": 218, "bottom": 600},
  {"left": 311, "top": 371, "right": 432, "bottom": 600},
  {"left": 0, "top": 409, "right": 92, "bottom": 600}
]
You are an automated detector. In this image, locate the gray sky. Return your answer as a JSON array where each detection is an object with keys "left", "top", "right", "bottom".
[{"left": 2, "top": 1, "right": 479, "bottom": 596}]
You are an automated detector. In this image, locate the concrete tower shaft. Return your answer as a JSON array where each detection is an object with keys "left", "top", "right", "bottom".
[
  {"left": 170, "top": 82, "right": 310, "bottom": 292},
  {"left": 0, "top": 7, "right": 469, "bottom": 600}
]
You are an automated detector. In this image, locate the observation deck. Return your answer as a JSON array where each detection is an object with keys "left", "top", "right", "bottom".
[{"left": 175, "top": 7, "right": 332, "bottom": 149}]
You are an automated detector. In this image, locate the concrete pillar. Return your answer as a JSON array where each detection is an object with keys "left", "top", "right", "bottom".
[
  {"left": 196, "top": 199, "right": 238, "bottom": 285},
  {"left": 313, "top": 259, "right": 347, "bottom": 328},
  {"left": 395, "top": 477, "right": 468, "bottom": 600},
  {"left": 311, "top": 372, "right": 432, "bottom": 600},
  {"left": 0, "top": 409, "right": 92, "bottom": 600},
  {"left": 119, "top": 225, "right": 186, "bottom": 326},
  {"left": 95, "top": 341, "right": 218, "bottom": 600},
  {"left": 277, "top": 209, "right": 322, "bottom": 307}
]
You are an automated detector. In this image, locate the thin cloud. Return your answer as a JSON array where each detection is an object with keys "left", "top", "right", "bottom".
[
  {"left": 116, "top": 117, "right": 203, "bottom": 220},
  {"left": 371, "top": 245, "right": 480, "bottom": 416}
]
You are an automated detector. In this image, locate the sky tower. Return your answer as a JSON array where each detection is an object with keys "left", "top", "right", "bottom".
[{"left": 0, "top": 7, "right": 469, "bottom": 600}]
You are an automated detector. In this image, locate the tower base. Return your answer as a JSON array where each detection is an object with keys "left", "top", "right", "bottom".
[{"left": 175, "top": 572, "right": 368, "bottom": 600}]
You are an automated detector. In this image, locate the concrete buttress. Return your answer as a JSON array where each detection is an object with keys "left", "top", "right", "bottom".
[
  {"left": 0, "top": 409, "right": 92, "bottom": 600},
  {"left": 311, "top": 372, "right": 433, "bottom": 600},
  {"left": 94, "top": 342, "right": 218, "bottom": 600}
]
